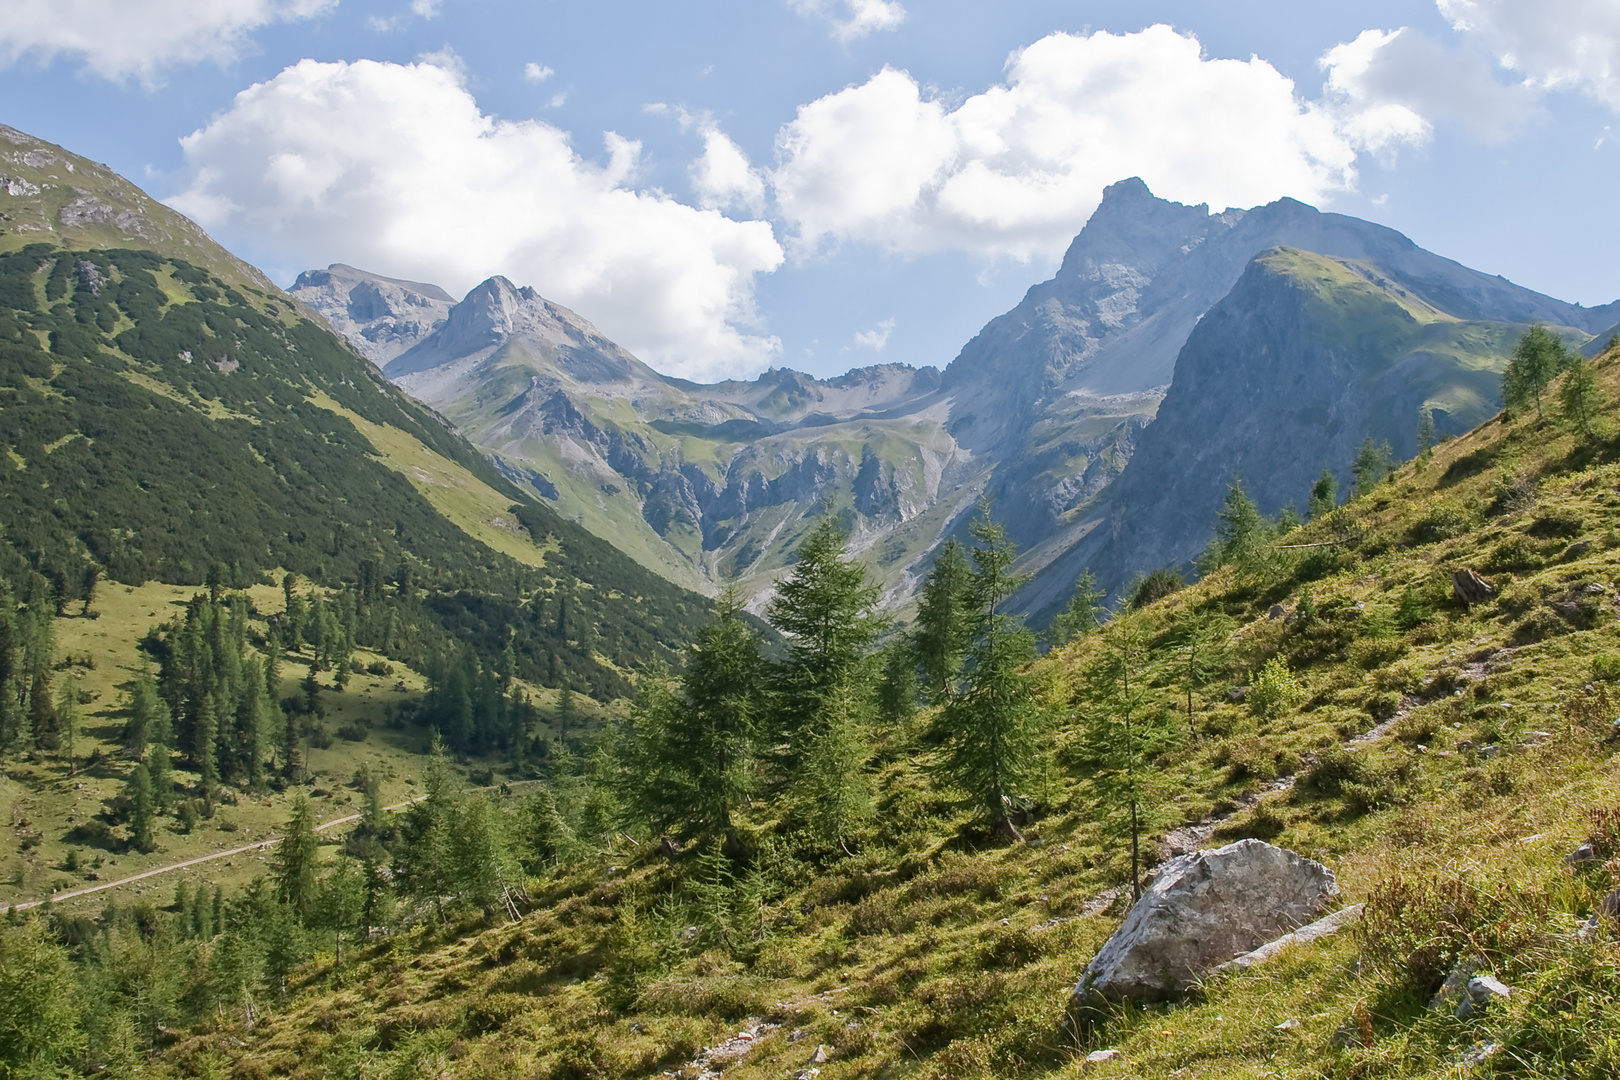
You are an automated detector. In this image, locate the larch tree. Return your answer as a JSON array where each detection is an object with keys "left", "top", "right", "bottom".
[{"left": 930, "top": 506, "right": 1047, "bottom": 841}]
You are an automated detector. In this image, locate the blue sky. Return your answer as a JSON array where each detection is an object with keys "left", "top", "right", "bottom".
[{"left": 4, "top": 0, "right": 1619, "bottom": 380}]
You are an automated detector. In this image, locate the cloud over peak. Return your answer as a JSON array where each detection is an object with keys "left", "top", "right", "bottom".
[
  {"left": 170, "top": 58, "right": 785, "bottom": 380},
  {"left": 769, "top": 26, "right": 1359, "bottom": 263}
]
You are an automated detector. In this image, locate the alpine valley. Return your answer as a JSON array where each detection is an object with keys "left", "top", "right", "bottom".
[
  {"left": 291, "top": 177, "right": 1620, "bottom": 614},
  {"left": 11, "top": 112, "right": 1620, "bottom": 1080}
]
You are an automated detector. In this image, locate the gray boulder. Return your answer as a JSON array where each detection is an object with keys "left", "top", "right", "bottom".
[{"left": 1072, "top": 839, "right": 1338, "bottom": 1003}]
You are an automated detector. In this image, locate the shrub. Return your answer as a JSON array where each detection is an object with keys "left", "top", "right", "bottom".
[
  {"left": 1248, "top": 657, "right": 1304, "bottom": 720},
  {"left": 1527, "top": 511, "right": 1584, "bottom": 539},
  {"left": 1127, "top": 567, "right": 1185, "bottom": 610},
  {"left": 1591, "top": 655, "right": 1620, "bottom": 681},
  {"left": 1213, "top": 735, "right": 1300, "bottom": 782},
  {"left": 1406, "top": 502, "right": 1477, "bottom": 544}
]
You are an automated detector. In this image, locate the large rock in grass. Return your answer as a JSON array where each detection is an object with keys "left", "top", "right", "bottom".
[{"left": 1073, "top": 840, "right": 1338, "bottom": 1003}]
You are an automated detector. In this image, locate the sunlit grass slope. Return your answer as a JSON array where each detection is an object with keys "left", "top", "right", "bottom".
[{"left": 153, "top": 343, "right": 1620, "bottom": 1080}]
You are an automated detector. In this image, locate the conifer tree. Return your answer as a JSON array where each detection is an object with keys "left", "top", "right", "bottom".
[
  {"left": 911, "top": 537, "right": 973, "bottom": 703},
  {"left": 1307, "top": 468, "right": 1337, "bottom": 520},
  {"left": 1351, "top": 437, "right": 1394, "bottom": 497},
  {"left": 126, "top": 763, "right": 155, "bottom": 853},
  {"left": 799, "top": 674, "right": 875, "bottom": 851},
  {"left": 1203, "top": 478, "right": 1269, "bottom": 576},
  {"left": 1416, "top": 407, "right": 1437, "bottom": 465},
  {"left": 0, "top": 916, "right": 84, "bottom": 1075},
  {"left": 29, "top": 670, "right": 56, "bottom": 751},
  {"left": 195, "top": 694, "right": 219, "bottom": 791},
  {"left": 1078, "top": 616, "right": 1173, "bottom": 901},
  {"left": 930, "top": 507, "right": 1044, "bottom": 840},
  {"left": 625, "top": 590, "right": 765, "bottom": 841},
  {"left": 394, "top": 739, "right": 461, "bottom": 919},
  {"left": 1560, "top": 353, "right": 1602, "bottom": 441},
  {"left": 1168, "top": 608, "right": 1234, "bottom": 739},
  {"left": 57, "top": 679, "right": 78, "bottom": 776},
  {"left": 1502, "top": 324, "right": 1568, "bottom": 421},
  {"left": 1047, "top": 569, "right": 1104, "bottom": 648},
  {"left": 272, "top": 795, "right": 319, "bottom": 921}
]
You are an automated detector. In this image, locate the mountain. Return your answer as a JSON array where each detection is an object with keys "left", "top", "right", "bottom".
[
  {"left": 1, "top": 124, "right": 272, "bottom": 294},
  {"left": 345, "top": 179, "right": 1614, "bottom": 614},
  {"left": 383, "top": 276, "right": 971, "bottom": 599},
  {"left": 0, "top": 123, "right": 714, "bottom": 699},
  {"left": 1015, "top": 245, "right": 1595, "bottom": 615},
  {"left": 287, "top": 263, "right": 454, "bottom": 365}
]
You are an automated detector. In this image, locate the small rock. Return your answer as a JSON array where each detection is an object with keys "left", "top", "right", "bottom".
[
  {"left": 1227, "top": 686, "right": 1250, "bottom": 704},
  {"left": 792, "top": 1070, "right": 819, "bottom": 1080},
  {"left": 1458, "top": 1041, "right": 1500, "bottom": 1068},
  {"left": 1274, "top": 1018, "right": 1300, "bottom": 1031},
  {"left": 1605, "top": 719, "right": 1620, "bottom": 744},
  {"left": 1566, "top": 540, "right": 1595, "bottom": 560},
  {"left": 1455, "top": 975, "right": 1512, "bottom": 1019},
  {"left": 1428, "top": 959, "right": 1481, "bottom": 1012},
  {"left": 1479, "top": 744, "right": 1501, "bottom": 759},
  {"left": 1566, "top": 843, "right": 1599, "bottom": 866},
  {"left": 810, "top": 1046, "right": 829, "bottom": 1065},
  {"left": 1084, "top": 1048, "right": 1123, "bottom": 1064},
  {"left": 1523, "top": 731, "right": 1552, "bottom": 746},
  {"left": 1268, "top": 604, "right": 1286, "bottom": 620},
  {"left": 788, "top": 1029, "right": 806, "bottom": 1043}
]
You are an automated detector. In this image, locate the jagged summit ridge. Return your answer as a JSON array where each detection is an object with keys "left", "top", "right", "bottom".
[{"left": 288, "top": 263, "right": 454, "bottom": 365}]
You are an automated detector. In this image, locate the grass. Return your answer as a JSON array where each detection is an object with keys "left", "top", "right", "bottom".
[
  {"left": 0, "top": 575, "right": 606, "bottom": 916},
  {"left": 120, "top": 343, "right": 1620, "bottom": 1080}
]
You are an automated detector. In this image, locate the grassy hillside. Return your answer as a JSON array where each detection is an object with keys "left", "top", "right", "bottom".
[{"left": 40, "top": 339, "right": 1605, "bottom": 1080}]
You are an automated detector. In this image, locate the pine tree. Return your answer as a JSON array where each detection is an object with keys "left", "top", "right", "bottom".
[
  {"left": 1079, "top": 616, "right": 1177, "bottom": 901},
  {"left": 627, "top": 590, "right": 765, "bottom": 841},
  {"left": 1502, "top": 324, "right": 1569, "bottom": 421},
  {"left": 1046, "top": 569, "right": 1104, "bottom": 648},
  {"left": 1416, "top": 407, "right": 1437, "bottom": 465},
  {"left": 1560, "top": 353, "right": 1602, "bottom": 442},
  {"left": 798, "top": 674, "right": 875, "bottom": 852},
  {"left": 394, "top": 739, "right": 461, "bottom": 920},
  {"left": 1168, "top": 608, "right": 1234, "bottom": 740},
  {"left": 272, "top": 795, "right": 320, "bottom": 921},
  {"left": 194, "top": 693, "right": 219, "bottom": 791},
  {"left": 1307, "top": 468, "right": 1337, "bottom": 521},
  {"left": 767, "top": 516, "right": 883, "bottom": 749},
  {"left": 1202, "top": 478, "right": 1269, "bottom": 576},
  {"left": 56, "top": 679, "right": 78, "bottom": 776},
  {"left": 28, "top": 670, "right": 56, "bottom": 751},
  {"left": 1351, "top": 437, "right": 1394, "bottom": 498},
  {"left": 126, "top": 763, "right": 155, "bottom": 853},
  {"left": 121, "top": 674, "right": 163, "bottom": 754},
  {"left": 0, "top": 916, "right": 85, "bottom": 1075},
  {"left": 911, "top": 538, "right": 973, "bottom": 703},
  {"left": 930, "top": 508, "right": 1044, "bottom": 840}
]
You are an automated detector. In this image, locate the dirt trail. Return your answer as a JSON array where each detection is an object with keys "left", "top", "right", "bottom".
[{"left": 10, "top": 780, "right": 543, "bottom": 912}]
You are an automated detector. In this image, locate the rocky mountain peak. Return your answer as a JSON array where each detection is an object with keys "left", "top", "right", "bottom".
[{"left": 288, "top": 264, "right": 454, "bottom": 364}]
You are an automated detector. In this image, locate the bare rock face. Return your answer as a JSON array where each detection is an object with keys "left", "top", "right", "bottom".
[{"left": 1073, "top": 839, "right": 1338, "bottom": 1004}]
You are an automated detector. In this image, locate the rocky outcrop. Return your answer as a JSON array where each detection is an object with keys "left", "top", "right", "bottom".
[
  {"left": 1073, "top": 840, "right": 1338, "bottom": 1004},
  {"left": 288, "top": 264, "right": 455, "bottom": 365}
]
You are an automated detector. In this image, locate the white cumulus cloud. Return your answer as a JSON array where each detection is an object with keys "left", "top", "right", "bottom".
[
  {"left": 788, "top": 0, "right": 906, "bottom": 43},
  {"left": 1439, "top": 0, "right": 1620, "bottom": 109},
  {"left": 524, "top": 62, "right": 554, "bottom": 82},
  {"left": 1320, "top": 27, "right": 1538, "bottom": 151},
  {"left": 769, "top": 25, "right": 1359, "bottom": 262},
  {"left": 850, "top": 318, "right": 895, "bottom": 351},
  {"left": 691, "top": 125, "right": 768, "bottom": 217},
  {"left": 0, "top": 0, "right": 332, "bottom": 82},
  {"left": 169, "top": 58, "right": 785, "bottom": 380}
]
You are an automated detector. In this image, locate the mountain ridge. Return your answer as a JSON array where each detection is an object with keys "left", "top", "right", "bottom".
[{"left": 330, "top": 179, "right": 1617, "bottom": 611}]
